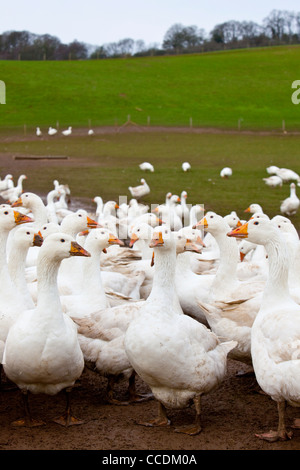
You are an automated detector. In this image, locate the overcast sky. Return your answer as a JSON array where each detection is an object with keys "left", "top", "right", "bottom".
[{"left": 1, "top": 0, "right": 299, "bottom": 47}]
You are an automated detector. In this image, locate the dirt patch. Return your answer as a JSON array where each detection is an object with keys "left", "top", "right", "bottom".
[{"left": 0, "top": 359, "right": 299, "bottom": 451}]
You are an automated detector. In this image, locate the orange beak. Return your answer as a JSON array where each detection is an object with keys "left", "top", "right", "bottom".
[
  {"left": 244, "top": 207, "right": 251, "bottom": 213},
  {"left": 227, "top": 222, "right": 249, "bottom": 239},
  {"left": 11, "top": 197, "right": 22, "bottom": 208},
  {"left": 108, "top": 233, "right": 124, "bottom": 246},
  {"left": 14, "top": 211, "right": 33, "bottom": 225},
  {"left": 193, "top": 216, "right": 207, "bottom": 230},
  {"left": 149, "top": 231, "right": 164, "bottom": 248},
  {"left": 184, "top": 239, "right": 203, "bottom": 253},
  {"left": 151, "top": 251, "right": 155, "bottom": 267},
  {"left": 236, "top": 220, "right": 242, "bottom": 227},
  {"left": 86, "top": 216, "right": 100, "bottom": 229},
  {"left": 79, "top": 229, "right": 90, "bottom": 236},
  {"left": 33, "top": 232, "right": 43, "bottom": 247},
  {"left": 70, "top": 241, "right": 91, "bottom": 257},
  {"left": 240, "top": 252, "right": 246, "bottom": 262},
  {"left": 129, "top": 233, "right": 139, "bottom": 247}
]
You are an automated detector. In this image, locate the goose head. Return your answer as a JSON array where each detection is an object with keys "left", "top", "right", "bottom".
[
  {"left": 60, "top": 210, "right": 100, "bottom": 235},
  {"left": 12, "top": 192, "right": 42, "bottom": 210},
  {"left": 13, "top": 226, "right": 43, "bottom": 249},
  {"left": 227, "top": 217, "right": 279, "bottom": 246},
  {"left": 223, "top": 211, "right": 242, "bottom": 228},
  {"left": 84, "top": 228, "right": 124, "bottom": 253},
  {"left": 0, "top": 206, "right": 33, "bottom": 231},
  {"left": 193, "top": 211, "right": 229, "bottom": 236},
  {"left": 149, "top": 226, "right": 175, "bottom": 252},
  {"left": 39, "top": 222, "right": 60, "bottom": 239},
  {"left": 129, "top": 222, "right": 153, "bottom": 247},
  {"left": 38, "top": 233, "right": 90, "bottom": 262},
  {"left": 244, "top": 203, "right": 263, "bottom": 214}
]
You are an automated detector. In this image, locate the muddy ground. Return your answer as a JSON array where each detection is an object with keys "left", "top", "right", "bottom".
[{"left": 1, "top": 359, "right": 300, "bottom": 452}]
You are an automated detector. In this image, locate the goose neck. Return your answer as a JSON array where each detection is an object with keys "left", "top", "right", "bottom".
[
  {"left": 148, "top": 245, "right": 177, "bottom": 305},
  {"left": 262, "top": 234, "right": 291, "bottom": 306},
  {"left": 36, "top": 254, "right": 62, "bottom": 315}
]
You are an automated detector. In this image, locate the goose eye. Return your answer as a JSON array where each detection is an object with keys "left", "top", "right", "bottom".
[
  {"left": 26, "top": 231, "right": 30, "bottom": 235},
  {"left": 78, "top": 214, "right": 82, "bottom": 217},
  {"left": 4, "top": 211, "right": 8, "bottom": 215},
  {"left": 210, "top": 215, "right": 214, "bottom": 218},
  {"left": 60, "top": 238, "right": 65, "bottom": 243},
  {"left": 254, "top": 221, "right": 259, "bottom": 225}
]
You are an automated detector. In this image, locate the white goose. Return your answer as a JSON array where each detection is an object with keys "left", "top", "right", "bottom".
[
  {"left": 128, "top": 178, "right": 150, "bottom": 200},
  {"left": 263, "top": 176, "right": 283, "bottom": 187},
  {"left": 48, "top": 127, "right": 57, "bottom": 136},
  {"left": 182, "top": 162, "right": 191, "bottom": 172},
  {"left": 0, "top": 174, "right": 13, "bottom": 192},
  {"left": 280, "top": 183, "right": 300, "bottom": 216},
  {"left": 0, "top": 174, "right": 27, "bottom": 203},
  {"left": 139, "top": 162, "right": 154, "bottom": 172},
  {"left": 228, "top": 218, "right": 300, "bottom": 442},
  {"left": 124, "top": 226, "right": 236, "bottom": 435},
  {"left": 62, "top": 126, "right": 72, "bottom": 136},
  {"left": 36, "top": 127, "right": 42, "bottom": 137},
  {"left": 0, "top": 207, "right": 34, "bottom": 361},
  {"left": 220, "top": 167, "right": 232, "bottom": 178},
  {"left": 3, "top": 233, "right": 89, "bottom": 427}
]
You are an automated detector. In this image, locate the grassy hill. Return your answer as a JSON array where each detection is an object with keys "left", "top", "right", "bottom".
[{"left": 0, "top": 45, "right": 300, "bottom": 131}]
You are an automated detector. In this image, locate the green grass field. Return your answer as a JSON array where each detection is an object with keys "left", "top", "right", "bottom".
[
  {"left": 0, "top": 45, "right": 300, "bottom": 130},
  {"left": 1, "top": 46, "right": 300, "bottom": 229},
  {"left": 1, "top": 130, "right": 300, "bottom": 229}
]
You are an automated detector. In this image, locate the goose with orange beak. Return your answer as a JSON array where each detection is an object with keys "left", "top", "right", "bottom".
[
  {"left": 227, "top": 217, "right": 300, "bottom": 442},
  {"left": 3, "top": 233, "right": 89, "bottom": 427},
  {"left": 125, "top": 226, "right": 236, "bottom": 435}
]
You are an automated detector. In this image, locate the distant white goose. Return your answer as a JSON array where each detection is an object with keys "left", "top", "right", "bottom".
[
  {"left": 244, "top": 203, "right": 264, "bottom": 215},
  {"left": 36, "top": 127, "right": 42, "bottom": 137},
  {"left": 88, "top": 129, "right": 94, "bottom": 135},
  {"left": 0, "top": 174, "right": 13, "bottom": 192},
  {"left": 275, "top": 167, "right": 300, "bottom": 183},
  {"left": 182, "top": 162, "right": 191, "bottom": 172},
  {"left": 0, "top": 174, "right": 27, "bottom": 204},
  {"left": 280, "top": 183, "right": 300, "bottom": 216},
  {"left": 62, "top": 126, "right": 72, "bottom": 136},
  {"left": 139, "top": 162, "right": 154, "bottom": 172},
  {"left": 263, "top": 176, "right": 283, "bottom": 187},
  {"left": 2, "top": 233, "right": 89, "bottom": 427},
  {"left": 128, "top": 178, "right": 150, "bottom": 200},
  {"left": 48, "top": 127, "right": 57, "bottom": 136},
  {"left": 220, "top": 167, "right": 232, "bottom": 178}
]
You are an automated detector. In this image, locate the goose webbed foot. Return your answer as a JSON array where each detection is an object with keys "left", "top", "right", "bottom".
[
  {"left": 12, "top": 390, "right": 45, "bottom": 427},
  {"left": 138, "top": 401, "right": 171, "bottom": 427},
  {"left": 175, "top": 395, "right": 202, "bottom": 436},
  {"left": 52, "top": 389, "right": 83, "bottom": 426},
  {"left": 255, "top": 429, "right": 293, "bottom": 442},
  {"left": 255, "top": 400, "right": 293, "bottom": 442}
]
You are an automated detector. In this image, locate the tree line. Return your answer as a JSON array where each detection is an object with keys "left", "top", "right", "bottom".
[{"left": 1, "top": 9, "right": 300, "bottom": 60}]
